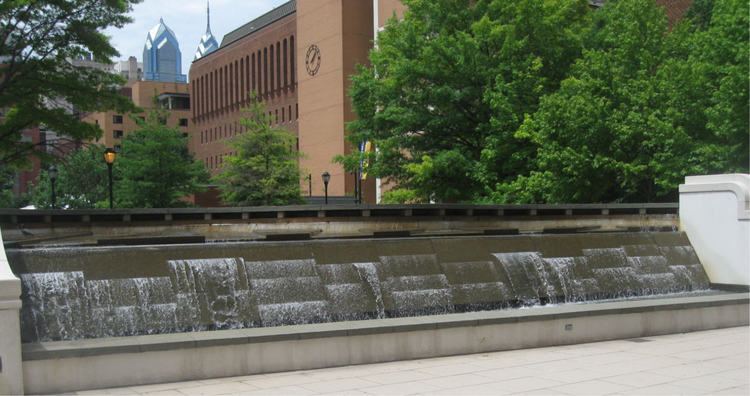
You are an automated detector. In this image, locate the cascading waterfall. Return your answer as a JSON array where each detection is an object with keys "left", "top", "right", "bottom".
[{"left": 17, "top": 242, "right": 711, "bottom": 343}]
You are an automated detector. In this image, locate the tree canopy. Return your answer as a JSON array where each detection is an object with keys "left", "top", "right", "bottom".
[
  {"left": 28, "top": 144, "right": 109, "bottom": 208},
  {"left": 340, "top": 0, "right": 592, "bottom": 202},
  {"left": 215, "top": 99, "right": 304, "bottom": 206},
  {"left": 0, "top": 0, "right": 139, "bottom": 172},
  {"left": 114, "top": 110, "right": 208, "bottom": 208},
  {"left": 343, "top": 0, "right": 748, "bottom": 203},
  {"left": 498, "top": 0, "right": 749, "bottom": 203}
]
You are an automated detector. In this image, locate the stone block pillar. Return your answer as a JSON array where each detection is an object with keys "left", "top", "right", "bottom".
[
  {"left": 679, "top": 174, "right": 750, "bottom": 288},
  {"left": 0, "top": 228, "right": 23, "bottom": 394}
]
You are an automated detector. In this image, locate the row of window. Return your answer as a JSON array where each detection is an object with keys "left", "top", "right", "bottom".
[
  {"left": 191, "top": 35, "right": 296, "bottom": 120},
  {"left": 111, "top": 115, "right": 188, "bottom": 127},
  {"left": 199, "top": 104, "right": 298, "bottom": 145},
  {"left": 205, "top": 152, "right": 234, "bottom": 170},
  {"left": 204, "top": 137, "right": 300, "bottom": 171}
]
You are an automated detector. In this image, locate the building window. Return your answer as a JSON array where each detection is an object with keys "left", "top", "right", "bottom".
[
  {"left": 112, "top": 115, "right": 123, "bottom": 124},
  {"left": 290, "top": 35, "right": 295, "bottom": 85},
  {"left": 182, "top": 132, "right": 188, "bottom": 138},
  {"left": 276, "top": 41, "right": 281, "bottom": 91},
  {"left": 282, "top": 107, "right": 285, "bottom": 122},
  {"left": 263, "top": 47, "right": 268, "bottom": 95},
  {"left": 113, "top": 130, "right": 123, "bottom": 139},
  {"left": 179, "top": 118, "right": 188, "bottom": 127}
]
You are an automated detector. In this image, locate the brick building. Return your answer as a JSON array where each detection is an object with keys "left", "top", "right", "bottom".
[{"left": 84, "top": 80, "right": 191, "bottom": 151}]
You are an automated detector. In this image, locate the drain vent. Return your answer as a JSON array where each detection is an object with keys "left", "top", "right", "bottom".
[{"left": 626, "top": 338, "right": 653, "bottom": 343}]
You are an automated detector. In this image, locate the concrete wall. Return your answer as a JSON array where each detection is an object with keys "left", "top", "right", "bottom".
[
  {"left": 680, "top": 174, "right": 750, "bottom": 287},
  {"left": 21, "top": 293, "right": 749, "bottom": 394},
  {"left": 0, "top": 229, "right": 24, "bottom": 395}
]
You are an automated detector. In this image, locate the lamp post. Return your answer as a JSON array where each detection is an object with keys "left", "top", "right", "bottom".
[
  {"left": 103, "top": 148, "right": 117, "bottom": 209},
  {"left": 321, "top": 171, "right": 330, "bottom": 205},
  {"left": 48, "top": 165, "right": 58, "bottom": 209}
]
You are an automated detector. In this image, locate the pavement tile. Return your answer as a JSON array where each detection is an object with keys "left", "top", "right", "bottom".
[
  {"left": 649, "top": 361, "right": 733, "bottom": 379},
  {"left": 603, "top": 370, "right": 678, "bottom": 388},
  {"left": 140, "top": 391, "right": 183, "bottom": 395},
  {"left": 537, "top": 368, "right": 610, "bottom": 384},
  {"left": 670, "top": 373, "right": 748, "bottom": 393},
  {"left": 474, "top": 366, "right": 542, "bottom": 381},
  {"left": 414, "top": 362, "right": 487, "bottom": 377},
  {"left": 361, "top": 380, "right": 443, "bottom": 395},
  {"left": 240, "top": 374, "right": 323, "bottom": 389},
  {"left": 360, "top": 370, "right": 435, "bottom": 385},
  {"left": 233, "top": 385, "right": 317, "bottom": 395},
  {"left": 75, "top": 388, "right": 139, "bottom": 395},
  {"left": 710, "top": 385, "right": 750, "bottom": 396},
  {"left": 618, "top": 383, "right": 703, "bottom": 395},
  {"left": 429, "top": 381, "right": 512, "bottom": 395},
  {"left": 488, "top": 376, "right": 566, "bottom": 393},
  {"left": 298, "top": 378, "right": 379, "bottom": 393},
  {"left": 552, "top": 379, "right": 634, "bottom": 395},
  {"left": 713, "top": 367, "right": 750, "bottom": 382},
  {"left": 410, "top": 373, "right": 495, "bottom": 390},
  {"left": 173, "top": 381, "right": 259, "bottom": 395}
]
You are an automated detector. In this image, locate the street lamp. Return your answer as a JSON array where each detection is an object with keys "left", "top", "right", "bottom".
[
  {"left": 103, "top": 148, "right": 117, "bottom": 209},
  {"left": 48, "top": 165, "right": 58, "bottom": 209},
  {"left": 321, "top": 171, "right": 330, "bottom": 205},
  {"left": 307, "top": 174, "right": 312, "bottom": 198}
]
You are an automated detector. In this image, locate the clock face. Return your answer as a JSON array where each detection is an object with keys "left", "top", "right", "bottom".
[{"left": 305, "top": 44, "right": 321, "bottom": 76}]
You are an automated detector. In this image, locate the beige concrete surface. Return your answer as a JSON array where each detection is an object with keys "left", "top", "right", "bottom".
[{"left": 75, "top": 326, "right": 749, "bottom": 395}]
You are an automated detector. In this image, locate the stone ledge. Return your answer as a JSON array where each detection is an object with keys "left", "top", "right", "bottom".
[{"left": 22, "top": 292, "right": 748, "bottom": 361}]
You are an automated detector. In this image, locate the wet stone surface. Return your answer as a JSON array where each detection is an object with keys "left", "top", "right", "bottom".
[{"left": 16, "top": 234, "right": 712, "bottom": 342}]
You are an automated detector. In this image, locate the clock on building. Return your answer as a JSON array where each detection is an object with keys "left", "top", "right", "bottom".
[{"left": 305, "top": 44, "right": 321, "bottom": 76}]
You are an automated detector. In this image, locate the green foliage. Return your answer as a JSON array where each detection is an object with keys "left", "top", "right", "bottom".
[
  {"left": 115, "top": 110, "right": 209, "bottom": 208},
  {"left": 498, "top": 0, "right": 748, "bottom": 203},
  {"left": 348, "top": 0, "right": 747, "bottom": 203},
  {"left": 28, "top": 145, "right": 109, "bottom": 208},
  {"left": 0, "top": 0, "right": 139, "bottom": 174},
  {"left": 215, "top": 99, "right": 304, "bottom": 206},
  {"left": 339, "top": 0, "right": 592, "bottom": 203},
  {"left": 381, "top": 188, "right": 423, "bottom": 204}
]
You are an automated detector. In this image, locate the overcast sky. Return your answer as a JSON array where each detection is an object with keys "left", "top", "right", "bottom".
[{"left": 104, "top": 0, "right": 288, "bottom": 78}]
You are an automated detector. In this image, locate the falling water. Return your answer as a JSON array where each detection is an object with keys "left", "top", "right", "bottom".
[
  {"left": 353, "top": 262, "right": 386, "bottom": 319},
  {"left": 16, "top": 243, "right": 712, "bottom": 343}
]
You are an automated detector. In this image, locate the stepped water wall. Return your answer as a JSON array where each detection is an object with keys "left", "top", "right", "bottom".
[{"left": 7, "top": 232, "right": 711, "bottom": 343}]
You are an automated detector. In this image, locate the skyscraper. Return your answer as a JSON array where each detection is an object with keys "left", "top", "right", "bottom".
[
  {"left": 143, "top": 18, "right": 187, "bottom": 83},
  {"left": 194, "top": 1, "right": 219, "bottom": 61}
]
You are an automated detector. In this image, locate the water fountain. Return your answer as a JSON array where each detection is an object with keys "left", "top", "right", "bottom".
[{"left": 10, "top": 233, "right": 711, "bottom": 343}]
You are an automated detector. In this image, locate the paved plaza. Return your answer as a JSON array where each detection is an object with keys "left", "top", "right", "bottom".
[{"left": 76, "top": 326, "right": 750, "bottom": 395}]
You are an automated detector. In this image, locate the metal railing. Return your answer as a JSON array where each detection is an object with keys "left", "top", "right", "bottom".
[{"left": 0, "top": 203, "right": 678, "bottom": 227}]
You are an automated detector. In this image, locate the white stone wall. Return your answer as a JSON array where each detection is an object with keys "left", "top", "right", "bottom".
[
  {"left": 680, "top": 174, "right": 750, "bottom": 286},
  {"left": 0, "top": 228, "right": 24, "bottom": 394}
]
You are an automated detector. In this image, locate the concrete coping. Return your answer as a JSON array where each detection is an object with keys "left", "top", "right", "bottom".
[
  {"left": 22, "top": 292, "right": 748, "bottom": 361},
  {"left": 0, "top": 227, "right": 21, "bottom": 307},
  {"left": 680, "top": 174, "right": 750, "bottom": 220}
]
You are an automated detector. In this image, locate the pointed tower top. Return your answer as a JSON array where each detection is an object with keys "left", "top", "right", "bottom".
[{"left": 206, "top": 0, "right": 211, "bottom": 33}]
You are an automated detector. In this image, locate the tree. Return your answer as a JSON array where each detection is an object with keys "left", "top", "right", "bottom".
[
  {"left": 497, "top": 0, "right": 748, "bottom": 203},
  {"left": 338, "top": 0, "right": 591, "bottom": 202},
  {"left": 115, "top": 110, "right": 208, "bottom": 208},
  {"left": 28, "top": 144, "right": 109, "bottom": 208},
  {"left": 0, "top": 0, "right": 138, "bottom": 172},
  {"left": 215, "top": 99, "right": 303, "bottom": 206}
]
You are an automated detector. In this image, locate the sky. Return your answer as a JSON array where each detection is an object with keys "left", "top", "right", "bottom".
[{"left": 104, "top": 0, "right": 289, "bottom": 78}]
